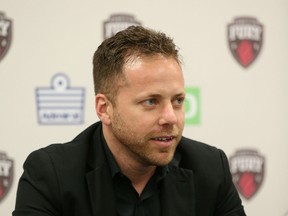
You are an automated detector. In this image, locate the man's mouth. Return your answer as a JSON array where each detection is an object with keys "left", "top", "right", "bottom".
[{"left": 151, "top": 136, "right": 174, "bottom": 142}]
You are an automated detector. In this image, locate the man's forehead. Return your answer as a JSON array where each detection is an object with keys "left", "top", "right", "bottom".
[{"left": 124, "top": 54, "right": 180, "bottom": 68}]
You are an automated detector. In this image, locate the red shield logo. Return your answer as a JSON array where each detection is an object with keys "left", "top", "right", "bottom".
[
  {"left": 0, "top": 152, "right": 14, "bottom": 202},
  {"left": 228, "top": 17, "right": 263, "bottom": 68},
  {"left": 229, "top": 149, "right": 265, "bottom": 200},
  {"left": 103, "top": 14, "right": 141, "bottom": 39},
  {"left": 0, "top": 12, "right": 12, "bottom": 62}
]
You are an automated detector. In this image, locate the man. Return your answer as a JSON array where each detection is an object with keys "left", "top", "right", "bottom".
[{"left": 13, "top": 26, "right": 246, "bottom": 216}]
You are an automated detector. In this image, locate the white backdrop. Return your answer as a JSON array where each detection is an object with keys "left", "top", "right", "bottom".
[{"left": 1, "top": 0, "right": 288, "bottom": 215}]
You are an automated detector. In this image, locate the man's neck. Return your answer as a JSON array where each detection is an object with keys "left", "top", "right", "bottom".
[
  {"left": 119, "top": 159, "right": 156, "bottom": 195},
  {"left": 103, "top": 126, "right": 157, "bottom": 195}
]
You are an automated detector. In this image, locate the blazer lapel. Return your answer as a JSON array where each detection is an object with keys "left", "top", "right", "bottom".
[
  {"left": 85, "top": 126, "right": 117, "bottom": 216},
  {"left": 161, "top": 166, "right": 196, "bottom": 216},
  {"left": 86, "top": 166, "right": 116, "bottom": 216}
]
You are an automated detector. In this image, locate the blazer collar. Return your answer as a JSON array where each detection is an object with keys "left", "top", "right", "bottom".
[
  {"left": 161, "top": 152, "right": 196, "bottom": 216},
  {"left": 86, "top": 124, "right": 117, "bottom": 215},
  {"left": 86, "top": 165, "right": 116, "bottom": 215}
]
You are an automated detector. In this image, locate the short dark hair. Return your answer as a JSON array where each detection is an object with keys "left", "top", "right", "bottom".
[{"left": 92, "top": 25, "right": 181, "bottom": 102}]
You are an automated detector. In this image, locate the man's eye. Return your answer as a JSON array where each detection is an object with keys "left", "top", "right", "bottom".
[
  {"left": 175, "top": 97, "right": 185, "bottom": 105},
  {"left": 144, "top": 99, "right": 156, "bottom": 106}
]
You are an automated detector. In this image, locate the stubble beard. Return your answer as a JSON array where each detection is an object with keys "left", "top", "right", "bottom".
[{"left": 110, "top": 109, "right": 182, "bottom": 167}]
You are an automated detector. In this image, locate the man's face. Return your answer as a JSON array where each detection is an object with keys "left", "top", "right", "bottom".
[{"left": 109, "top": 55, "right": 185, "bottom": 167}]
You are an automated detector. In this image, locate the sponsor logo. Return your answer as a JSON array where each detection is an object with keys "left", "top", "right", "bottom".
[
  {"left": 103, "top": 14, "right": 141, "bottom": 39},
  {"left": 228, "top": 17, "right": 264, "bottom": 68},
  {"left": 184, "top": 87, "right": 200, "bottom": 125},
  {"left": 229, "top": 149, "right": 265, "bottom": 200},
  {"left": 0, "top": 152, "right": 13, "bottom": 203},
  {"left": 35, "top": 73, "right": 85, "bottom": 125},
  {"left": 0, "top": 12, "right": 12, "bottom": 62}
]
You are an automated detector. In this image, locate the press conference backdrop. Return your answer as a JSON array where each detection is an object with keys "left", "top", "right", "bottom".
[{"left": 1, "top": 0, "right": 287, "bottom": 215}]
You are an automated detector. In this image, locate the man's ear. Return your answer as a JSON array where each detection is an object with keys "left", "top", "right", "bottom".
[{"left": 95, "top": 94, "right": 112, "bottom": 125}]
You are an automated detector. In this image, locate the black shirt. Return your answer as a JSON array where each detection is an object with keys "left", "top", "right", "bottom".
[{"left": 101, "top": 131, "right": 169, "bottom": 216}]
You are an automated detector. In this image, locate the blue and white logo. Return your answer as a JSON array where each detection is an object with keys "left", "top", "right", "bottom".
[{"left": 35, "top": 73, "right": 85, "bottom": 125}]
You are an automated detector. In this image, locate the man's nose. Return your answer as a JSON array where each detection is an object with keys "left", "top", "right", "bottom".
[{"left": 158, "top": 103, "right": 178, "bottom": 125}]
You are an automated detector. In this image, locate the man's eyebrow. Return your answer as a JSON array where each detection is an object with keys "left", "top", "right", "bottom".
[
  {"left": 144, "top": 93, "right": 162, "bottom": 98},
  {"left": 176, "top": 92, "right": 186, "bottom": 96},
  {"left": 141, "top": 92, "right": 185, "bottom": 99},
  {"left": 173, "top": 93, "right": 186, "bottom": 98}
]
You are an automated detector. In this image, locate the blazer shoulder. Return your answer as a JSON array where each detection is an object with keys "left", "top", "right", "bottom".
[
  {"left": 25, "top": 122, "right": 101, "bottom": 170},
  {"left": 42, "top": 122, "right": 100, "bottom": 152},
  {"left": 179, "top": 136, "right": 220, "bottom": 154},
  {"left": 177, "top": 136, "right": 228, "bottom": 171}
]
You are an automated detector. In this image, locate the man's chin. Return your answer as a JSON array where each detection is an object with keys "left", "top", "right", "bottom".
[{"left": 151, "top": 153, "right": 174, "bottom": 166}]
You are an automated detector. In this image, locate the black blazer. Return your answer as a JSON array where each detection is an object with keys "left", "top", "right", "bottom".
[{"left": 13, "top": 122, "right": 246, "bottom": 216}]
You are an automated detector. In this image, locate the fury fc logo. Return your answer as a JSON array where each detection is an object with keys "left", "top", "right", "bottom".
[
  {"left": 0, "top": 152, "right": 13, "bottom": 202},
  {"left": 229, "top": 149, "right": 265, "bottom": 200},
  {"left": 228, "top": 17, "right": 264, "bottom": 68},
  {"left": 0, "top": 12, "right": 12, "bottom": 62}
]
